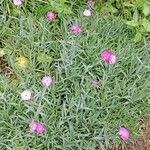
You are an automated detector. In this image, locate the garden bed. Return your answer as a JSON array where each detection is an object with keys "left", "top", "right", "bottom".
[{"left": 0, "top": 0, "right": 150, "bottom": 149}]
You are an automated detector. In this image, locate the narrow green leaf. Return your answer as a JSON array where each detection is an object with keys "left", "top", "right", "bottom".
[
  {"left": 133, "top": 9, "right": 138, "bottom": 22},
  {"left": 35, "top": 5, "right": 52, "bottom": 19},
  {"left": 37, "top": 54, "right": 53, "bottom": 63}
]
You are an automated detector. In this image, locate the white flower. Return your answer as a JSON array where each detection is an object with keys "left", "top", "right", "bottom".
[
  {"left": 83, "top": 9, "right": 91, "bottom": 17},
  {"left": 21, "top": 90, "right": 31, "bottom": 101},
  {"left": 13, "top": 0, "right": 22, "bottom": 6}
]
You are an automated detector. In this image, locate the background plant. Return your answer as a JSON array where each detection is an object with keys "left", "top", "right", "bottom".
[{"left": 95, "top": 0, "right": 150, "bottom": 42}]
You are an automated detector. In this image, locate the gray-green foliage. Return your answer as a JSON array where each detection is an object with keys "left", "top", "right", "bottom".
[{"left": 0, "top": 3, "right": 150, "bottom": 150}]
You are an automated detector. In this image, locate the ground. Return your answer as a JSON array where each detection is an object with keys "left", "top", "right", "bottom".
[
  {"left": 95, "top": 117, "right": 150, "bottom": 150},
  {"left": 95, "top": 118, "right": 150, "bottom": 150},
  {"left": 125, "top": 118, "right": 150, "bottom": 150}
]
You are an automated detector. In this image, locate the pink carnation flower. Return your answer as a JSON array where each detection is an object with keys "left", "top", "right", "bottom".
[
  {"left": 36, "top": 123, "right": 45, "bottom": 134},
  {"left": 87, "top": 0, "right": 94, "bottom": 10},
  {"left": 21, "top": 90, "right": 31, "bottom": 101},
  {"left": 119, "top": 127, "right": 129, "bottom": 141},
  {"left": 41, "top": 76, "right": 53, "bottom": 87},
  {"left": 100, "top": 50, "right": 116, "bottom": 64},
  {"left": 47, "top": 11, "right": 56, "bottom": 21},
  {"left": 83, "top": 9, "right": 91, "bottom": 17},
  {"left": 29, "top": 122, "right": 37, "bottom": 133},
  {"left": 70, "top": 24, "right": 82, "bottom": 34},
  {"left": 29, "top": 122, "right": 45, "bottom": 134},
  {"left": 13, "top": 0, "right": 22, "bottom": 6}
]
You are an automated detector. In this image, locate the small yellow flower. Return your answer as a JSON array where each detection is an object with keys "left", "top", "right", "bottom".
[{"left": 15, "top": 56, "right": 29, "bottom": 68}]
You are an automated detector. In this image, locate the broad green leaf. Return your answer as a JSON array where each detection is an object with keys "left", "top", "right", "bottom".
[
  {"left": 143, "top": 3, "right": 150, "bottom": 16},
  {"left": 37, "top": 54, "right": 53, "bottom": 64},
  {"left": 142, "top": 18, "right": 150, "bottom": 32},
  {"left": 101, "top": 4, "right": 118, "bottom": 15},
  {"left": 0, "top": 49, "right": 5, "bottom": 57},
  {"left": 59, "top": 0, "right": 66, "bottom": 4},
  {"left": 107, "top": 3, "right": 118, "bottom": 14},
  {"left": 134, "top": 32, "right": 142, "bottom": 43},
  {"left": 123, "top": 2, "right": 134, "bottom": 7},
  {"left": 125, "top": 20, "right": 139, "bottom": 27},
  {"left": 135, "top": 0, "right": 144, "bottom": 9}
]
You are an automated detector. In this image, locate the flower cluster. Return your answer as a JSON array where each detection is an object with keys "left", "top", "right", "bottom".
[
  {"left": 13, "top": 0, "right": 130, "bottom": 142},
  {"left": 20, "top": 75, "right": 53, "bottom": 134},
  {"left": 29, "top": 122, "right": 45, "bottom": 134},
  {"left": 100, "top": 50, "right": 116, "bottom": 64}
]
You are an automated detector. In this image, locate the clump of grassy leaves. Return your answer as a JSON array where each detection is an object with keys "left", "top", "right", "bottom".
[{"left": 0, "top": 1, "right": 150, "bottom": 150}]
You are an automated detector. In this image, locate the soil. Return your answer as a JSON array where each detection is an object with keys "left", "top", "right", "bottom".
[
  {"left": 0, "top": 56, "right": 14, "bottom": 77},
  {"left": 124, "top": 118, "right": 150, "bottom": 150},
  {"left": 96, "top": 118, "right": 150, "bottom": 150}
]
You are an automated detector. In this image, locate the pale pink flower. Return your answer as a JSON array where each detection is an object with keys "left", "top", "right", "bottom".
[
  {"left": 119, "top": 127, "right": 129, "bottom": 141},
  {"left": 29, "top": 122, "right": 45, "bottom": 134},
  {"left": 83, "top": 9, "right": 91, "bottom": 17},
  {"left": 21, "top": 90, "right": 31, "bottom": 101},
  {"left": 70, "top": 24, "right": 81, "bottom": 33},
  {"left": 47, "top": 11, "right": 56, "bottom": 21},
  {"left": 87, "top": 0, "right": 94, "bottom": 10},
  {"left": 36, "top": 123, "right": 45, "bottom": 134},
  {"left": 100, "top": 50, "right": 116, "bottom": 64},
  {"left": 92, "top": 80, "right": 98, "bottom": 88},
  {"left": 13, "top": 0, "right": 22, "bottom": 6},
  {"left": 109, "top": 55, "right": 116, "bottom": 64},
  {"left": 29, "top": 122, "right": 37, "bottom": 133},
  {"left": 41, "top": 76, "right": 53, "bottom": 87}
]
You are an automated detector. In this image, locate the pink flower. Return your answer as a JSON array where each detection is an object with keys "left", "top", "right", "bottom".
[
  {"left": 70, "top": 24, "right": 82, "bottom": 34},
  {"left": 119, "top": 127, "right": 129, "bottom": 141},
  {"left": 29, "top": 122, "right": 37, "bottom": 133},
  {"left": 41, "top": 76, "right": 53, "bottom": 87},
  {"left": 100, "top": 50, "right": 116, "bottom": 64},
  {"left": 92, "top": 80, "right": 98, "bottom": 88},
  {"left": 36, "top": 123, "right": 45, "bottom": 134},
  {"left": 83, "top": 9, "right": 91, "bottom": 17},
  {"left": 21, "top": 90, "right": 31, "bottom": 101},
  {"left": 87, "top": 0, "right": 94, "bottom": 10},
  {"left": 29, "top": 122, "right": 45, "bottom": 134},
  {"left": 47, "top": 11, "right": 56, "bottom": 21},
  {"left": 13, "top": 0, "right": 22, "bottom": 6}
]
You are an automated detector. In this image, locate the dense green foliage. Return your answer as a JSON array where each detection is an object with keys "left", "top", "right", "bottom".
[
  {"left": 95, "top": 0, "right": 150, "bottom": 42},
  {"left": 0, "top": 0, "right": 150, "bottom": 150}
]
